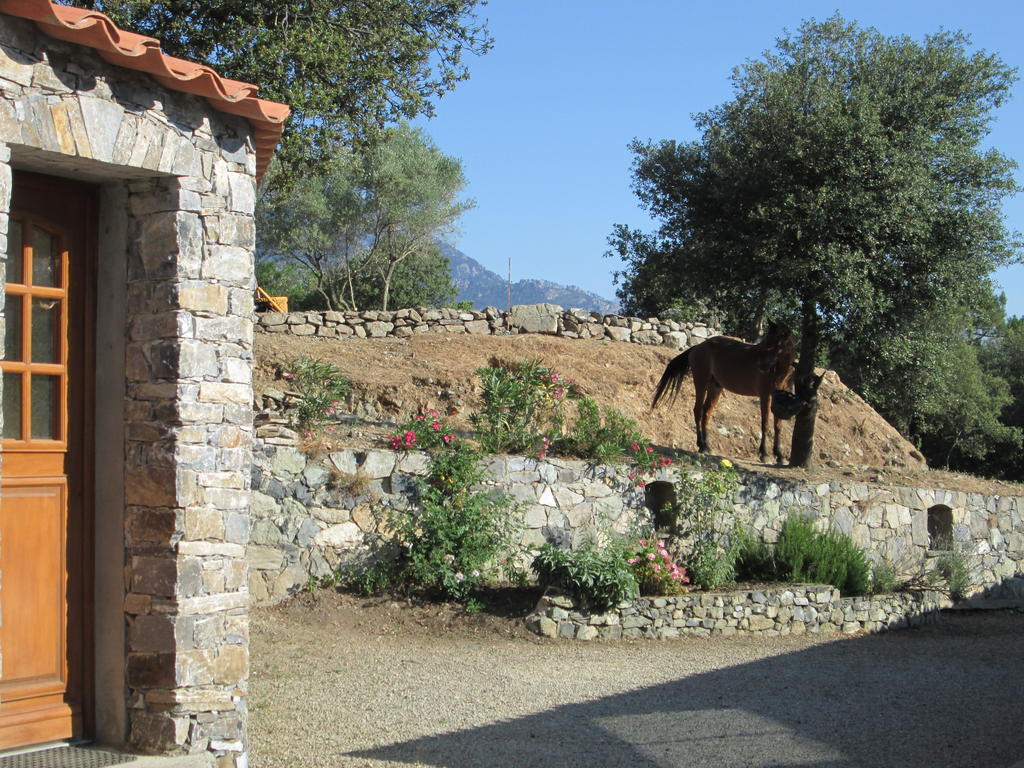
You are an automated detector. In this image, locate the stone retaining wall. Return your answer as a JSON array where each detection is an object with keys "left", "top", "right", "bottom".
[
  {"left": 525, "top": 586, "right": 945, "bottom": 640},
  {"left": 256, "top": 303, "right": 716, "bottom": 350},
  {"left": 248, "top": 443, "right": 1024, "bottom": 606}
]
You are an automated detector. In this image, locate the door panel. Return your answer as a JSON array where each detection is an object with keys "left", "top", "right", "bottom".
[{"left": 0, "top": 172, "right": 96, "bottom": 750}]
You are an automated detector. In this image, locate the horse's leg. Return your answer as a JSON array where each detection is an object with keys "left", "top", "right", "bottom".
[
  {"left": 692, "top": 375, "right": 708, "bottom": 453},
  {"left": 772, "top": 415, "right": 785, "bottom": 464},
  {"left": 701, "top": 380, "right": 724, "bottom": 455},
  {"left": 758, "top": 392, "right": 771, "bottom": 463}
]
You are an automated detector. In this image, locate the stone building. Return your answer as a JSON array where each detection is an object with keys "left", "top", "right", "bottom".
[{"left": 0, "top": 1, "right": 287, "bottom": 764}]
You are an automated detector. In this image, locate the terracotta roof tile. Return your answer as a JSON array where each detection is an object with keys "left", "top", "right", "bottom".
[{"left": 0, "top": 0, "right": 290, "bottom": 183}]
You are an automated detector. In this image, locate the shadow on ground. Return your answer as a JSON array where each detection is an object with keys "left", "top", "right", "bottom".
[{"left": 350, "top": 612, "right": 1024, "bottom": 768}]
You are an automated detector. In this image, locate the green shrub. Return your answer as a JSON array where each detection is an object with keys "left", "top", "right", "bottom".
[
  {"left": 282, "top": 356, "right": 350, "bottom": 432},
  {"left": 554, "top": 397, "right": 644, "bottom": 463},
  {"left": 735, "top": 529, "right": 780, "bottom": 582},
  {"left": 775, "top": 516, "right": 871, "bottom": 596},
  {"left": 374, "top": 444, "right": 522, "bottom": 603},
  {"left": 532, "top": 541, "right": 637, "bottom": 611},
  {"left": 666, "top": 460, "right": 741, "bottom": 590}
]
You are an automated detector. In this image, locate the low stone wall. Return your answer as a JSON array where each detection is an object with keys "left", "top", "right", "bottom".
[
  {"left": 255, "top": 303, "right": 716, "bottom": 350},
  {"left": 248, "top": 442, "right": 1024, "bottom": 607},
  {"left": 525, "top": 586, "right": 945, "bottom": 640}
]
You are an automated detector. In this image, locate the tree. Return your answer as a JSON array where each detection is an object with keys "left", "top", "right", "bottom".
[
  {"left": 79, "top": 0, "right": 492, "bottom": 178},
  {"left": 256, "top": 124, "right": 469, "bottom": 311},
  {"left": 610, "top": 15, "right": 1021, "bottom": 467}
]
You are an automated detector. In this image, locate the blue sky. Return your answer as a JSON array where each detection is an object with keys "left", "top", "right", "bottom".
[{"left": 414, "top": 1, "right": 1024, "bottom": 318}]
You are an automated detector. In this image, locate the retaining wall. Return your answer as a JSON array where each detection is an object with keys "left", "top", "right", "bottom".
[
  {"left": 248, "top": 443, "right": 1024, "bottom": 606},
  {"left": 525, "top": 586, "right": 945, "bottom": 640},
  {"left": 255, "top": 303, "right": 717, "bottom": 350}
]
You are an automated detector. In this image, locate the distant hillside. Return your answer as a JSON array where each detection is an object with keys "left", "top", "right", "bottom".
[{"left": 439, "top": 242, "right": 620, "bottom": 314}]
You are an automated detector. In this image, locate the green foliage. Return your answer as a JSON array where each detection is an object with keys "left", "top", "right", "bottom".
[
  {"left": 281, "top": 357, "right": 350, "bottom": 432},
  {"left": 775, "top": 517, "right": 871, "bottom": 597},
  {"left": 609, "top": 14, "right": 1021, "bottom": 466},
  {"left": 350, "top": 249, "right": 458, "bottom": 311},
  {"left": 255, "top": 258, "right": 318, "bottom": 310},
  {"left": 667, "top": 461, "right": 742, "bottom": 590},
  {"left": 85, "top": 0, "right": 492, "bottom": 178},
  {"left": 380, "top": 444, "right": 522, "bottom": 603},
  {"left": 256, "top": 124, "right": 470, "bottom": 311},
  {"left": 471, "top": 360, "right": 576, "bottom": 455},
  {"left": 531, "top": 542, "right": 637, "bottom": 611}
]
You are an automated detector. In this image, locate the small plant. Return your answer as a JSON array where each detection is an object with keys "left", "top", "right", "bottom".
[
  {"left": 388, "top": 406, "right": 458, "bottom": 450},
  {"left": 627, "top": 538, "right": 690, "bottom": 596},
  {"left": 930, "top": 534, "right": 973, "bottom": 601},
  {"left": 382, "top": 443, "right": 522, "bottom": 603},
  {"left": 871, "top": 560, "right": 898, "bottom": 594},
  {"left": 532, "top": 541, "right": 637, "bottom": 611},
  {"left": 281, "top": 356, "right": 350, "bottom": 432}
]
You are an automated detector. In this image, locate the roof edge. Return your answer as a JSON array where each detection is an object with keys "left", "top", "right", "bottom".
[{"left": 0, "top": 0, "right": 290, "bottom": 184}]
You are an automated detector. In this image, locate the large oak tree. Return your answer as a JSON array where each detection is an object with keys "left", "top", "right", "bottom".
[{"left": 610, "top": 15, "right": 1021, "bottom": 467}]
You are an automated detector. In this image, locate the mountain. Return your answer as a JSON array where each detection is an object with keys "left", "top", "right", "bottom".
[{"left": 439, "top": 242, "right": 620, "bottom": 315}]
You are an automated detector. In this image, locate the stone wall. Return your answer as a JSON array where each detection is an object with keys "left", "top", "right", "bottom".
[
  {"left": 526, "top": 586, "right": 945, "bottom": 640},
  {"left": 256, "top": 303, "right": 717, "bottom": 350},
  {"left": 0, "top": 15, "right": 256, "bottom": 764},
  {"left": 248, "top": 443, "right": 1024, "bottom": 606}
]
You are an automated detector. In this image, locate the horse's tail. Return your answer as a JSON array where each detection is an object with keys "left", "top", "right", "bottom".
[{"left": 651, "top": 349, "right": 691, "bottom": 409}]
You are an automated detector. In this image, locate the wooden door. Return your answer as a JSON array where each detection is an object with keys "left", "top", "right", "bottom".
[{"left": 0, "top": 172, "right": 96, "bottom": 749}]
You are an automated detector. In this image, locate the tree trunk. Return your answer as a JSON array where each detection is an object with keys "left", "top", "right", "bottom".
[{"left": 789, "top": 299, "right": 821, "bottom": 468}]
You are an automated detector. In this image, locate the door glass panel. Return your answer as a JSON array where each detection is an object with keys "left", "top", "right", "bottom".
[
  {"left": 7, "top": 219, "right": 22, "bottom": 284},
  {"left": 31, "top": 374, "right": 59, "bottom": 440},
  {"left": 3, "top": 371, "right": 22, "bottom": 439},
  {"left": 31, "top": 297, "right": 60, "bottom": 363},
  {"left": 5, "top": 294, "right": 22, "bottom": 361},
  {"left": 31, "top": 227, "right": 58, "bottom": 287}
]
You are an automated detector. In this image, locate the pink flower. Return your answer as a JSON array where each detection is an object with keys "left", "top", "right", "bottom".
[
  {"left": 443, "top": 434, "right": 454, "bottom": 443},
  {"left": 638, "top": 540, "right": 647, "bottom": 547},
  {"left": 647, "top": 552, "right": 656, "bottom": 561},
  {"left": 646, "top": 446, "right": 653, "bottom": 453},
  {"left": 631, "top": 442, "right": 640, "bottom": 452},
  {"left": 431, "top": 421, "right": 441, "bottom": 431},
  {"left": 627, "top": 557, "right": 639, "bottom": 564},
  {"left": 637, "top": 481, "right": 646, "bottom": 488},
  {"left": 416, "top": 414, "right": 425, "bottom": 420}
]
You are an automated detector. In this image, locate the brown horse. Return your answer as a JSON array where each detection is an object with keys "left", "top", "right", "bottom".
[{"left": 651, "top": 323, "right": 795, "bottom": 463}]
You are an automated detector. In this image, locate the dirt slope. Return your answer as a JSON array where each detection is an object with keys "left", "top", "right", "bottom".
[{"left": 254, "top": 332, "right": 1022, "bottom": 495}]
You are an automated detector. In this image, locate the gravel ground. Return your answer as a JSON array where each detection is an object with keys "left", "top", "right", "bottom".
[{"left": 249, "top": 594, "right": 1024, "bottom": 768}]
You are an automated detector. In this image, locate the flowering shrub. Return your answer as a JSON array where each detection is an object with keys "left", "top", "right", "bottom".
[
  {"left": 372, "top": 444, "right": 522, "bottom": 603},
  {"left": 628, "top": 538, "right": 690, "bottom": 596},
  {"left": 625, "top": 440, "right": 673, "bottom": 487},
  {"left": 280, "top": 356, "right": 350, "bottom": 432},
  {"left": 471, "top": 359, "right": 577, "bottom": 455},
  {"left": 388, "top": 407, "right": 458, "bottom": 450}
]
